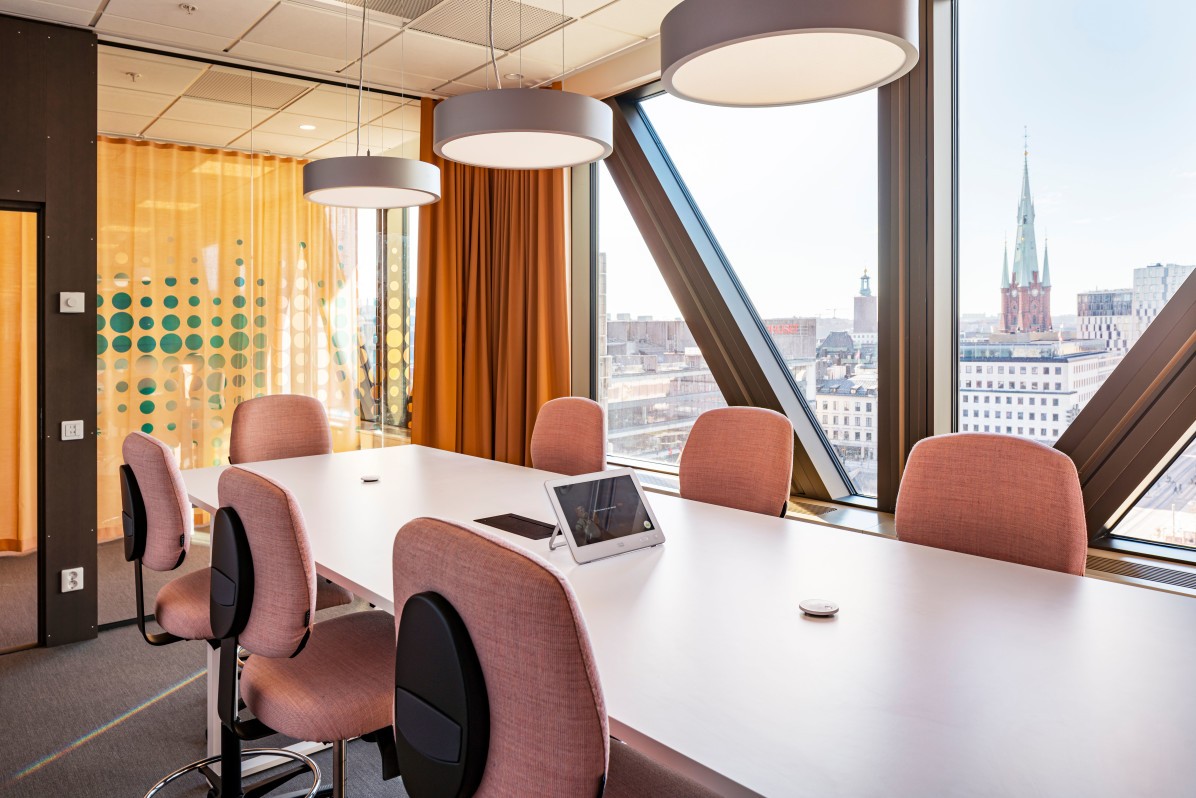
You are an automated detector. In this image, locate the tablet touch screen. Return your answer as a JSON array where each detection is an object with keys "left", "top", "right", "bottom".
[{"left": 551, "top": 474, "right": 656, "bottom": 547}]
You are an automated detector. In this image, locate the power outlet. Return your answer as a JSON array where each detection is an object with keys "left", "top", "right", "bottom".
[
  {"left": 61, "top": 420, "right": 84, "bottom": 441},
  {"left": 61, "top": 567, "right": 84, "bottom": 593}
]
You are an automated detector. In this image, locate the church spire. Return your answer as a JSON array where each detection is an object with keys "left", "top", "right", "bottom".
[
  {"left": 1001, "top": 238, "right": 1010, "bottom": 288},
  {"left": 1011, "top": 146, "right": 1040, "bottom": 285},
  {"left": 1042, "top": 239, "right": 1051, "bottom": 287}
]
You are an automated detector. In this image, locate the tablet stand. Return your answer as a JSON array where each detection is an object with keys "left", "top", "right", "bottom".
[{"left": 548, "top": 526, "right": 568, "bottom": 551}]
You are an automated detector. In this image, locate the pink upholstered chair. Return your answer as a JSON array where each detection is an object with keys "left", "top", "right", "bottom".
[
  {"left": 120, "top": 431, "right": 212, "bottom": 644},
  {"left": 229, "top": 393, "right": 334, "bottom": 464},
  {"left": 201, "top": 466, "right": 396, "bottom": 798},
  {"left": 529, "top": 396, "right": 606, "bottom": 475},
  {"left": 228, "top": 393, "right": 353, "bottom": 611},
  {"left": 389, "top": 517, "right": 720, "bottom": 797},
  {"left": 678, "top": 407, "right": 795, "bottom": 517},
  {"left": 894, "top": 433, "right": 1087, "bottom": 575}
]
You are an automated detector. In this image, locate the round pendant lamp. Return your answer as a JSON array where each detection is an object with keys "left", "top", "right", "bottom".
[
  {"left": 431, "top": 0, "right": 612, "bottom": 170},
  {"left": 303, "top": 155, "right": 440, "bottom": 208},
  {"left": 661, "top": 0, "right": 919, "bottom": 107},
  {"left": 303, "top": 1, "right": 440, "bottom": 208},
  {"left": 433, "top": 88, "right": 612, "bottom": 170}
]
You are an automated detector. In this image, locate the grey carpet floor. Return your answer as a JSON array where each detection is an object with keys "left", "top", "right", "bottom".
[
  {"left": 0, "top": 612, "right": 406, "bottom": 798},
  {"left": 0, "top": 539, "right": 212, "bottom": 651}
]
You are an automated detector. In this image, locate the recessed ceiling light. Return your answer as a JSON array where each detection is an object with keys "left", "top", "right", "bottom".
[
  {"left": 299, "top": 124, "right": 316, "bottom": 131},
  {"left": 503, "top": 73, "right": 524, "bottom": 81}
]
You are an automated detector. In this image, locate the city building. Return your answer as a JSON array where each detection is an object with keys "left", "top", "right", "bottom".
[
  {"left": 815, "top": 375, "right": 878, "bottom": 492},
  {"left": 853, "top": 269, "right": 877, "bottom": 334},
  {"left": 1077, "top": 288, "right": 1134, "bottom": 355},
  {"left": 999, "top": 154, "right": 1053, "bottom": 333},
  {"left": 1133, "top": 262, "right": 1195, "bottom": 339},
  {"left": 958, "top": 337, "right": 1120, "bottom": 444}
]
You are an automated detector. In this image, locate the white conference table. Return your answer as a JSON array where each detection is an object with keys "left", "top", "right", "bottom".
[{"left": 183, "top": 444, "right": 1196, "bottom": 797}]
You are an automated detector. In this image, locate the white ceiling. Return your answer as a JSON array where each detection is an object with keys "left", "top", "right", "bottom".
[{"left": 0, "top": 0, "right": 681, "bottom": 156}]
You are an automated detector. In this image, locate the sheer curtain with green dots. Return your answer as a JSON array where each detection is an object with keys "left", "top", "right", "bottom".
[{"left": 96, "top": 136, "right": 416, "bottom": 542}]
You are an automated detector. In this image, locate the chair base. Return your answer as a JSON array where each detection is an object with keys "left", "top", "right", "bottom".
[{"left": 142, "top": 747, "right": 321, "bottom": 798}]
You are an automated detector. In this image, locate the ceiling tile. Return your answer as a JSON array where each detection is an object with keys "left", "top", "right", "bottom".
[
  {"left": 99, "top": 0, "right": 277, "bottom": 38},
  {"left": 352, "top": 67, "right": 445, "bottom": 94},
  {"left": 227, "top": 41, "right": 349, "bottom": 74},
  {"left": 237, "top": 1, "right": 400, "bottom": 62},
  {"left": 0, "top": 0, "right": 97, "bottom": 25},
  {"left": 412, "top": 0, "right": 565, "bottom": 51},
  {"left": 98, "top": 84, "right": 176, "bottom": 117},
  {"left": 583, "top": 0, "right": 681, "bottom": 38},
  {"left": 143, "top": 118, "right": 244, "bottom": 148},
  {"left": 381, "top": 136, "right": 420, "bottom": 159},
  {"left": 516, "top": 19, "right": 640, "bottom": 71},
  {"left": 431, "top": 80, "right": 478, "bottom": 97},
  {"left": 95, "top": 14, "right": 239, "bottom": 51},
  {"left": 280, "top": 85, "right": 401, "bottom": 122},
  {"left": 253, "top": 111, "right": 355, "bottom": 141},
  {"left": 455, "top": 52, "right": 561, "bottom": 88},
  {"left": 97, "top": 110, "right": 155, "bottom": 137},
  {"left": 161, "top": 96, "right": 277, "bottom": 128},
  {"left": 228, "top": 131, "right": 321, "bottom": 158},
  {"left": 372, "top": 102, "right": 421, "bottom": 132},
  {"left": 366, "top": 29, "right": 492, "bottom": 84},
  {"left": 184, "top": 65, "right": 313, "bottom": 109},
  {"left": 303, "top": 139, "right": 358, "bottom": 159},
  {"left": 520, "top": 0, "right": 613, "bottom": 17},
  {"left": 98, "top": 48, "right": 207, "bottom": 96},
  {"left": 306, "top": 127, "right": 418, "bottom": 159}
]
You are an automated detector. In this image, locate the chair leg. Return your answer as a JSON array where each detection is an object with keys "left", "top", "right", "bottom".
[
  {"left": 309, "top": 739, "right": 348, "bottom": 798},
  {"left": 332, "top": 739, "right": 347, "bottom": 798}
]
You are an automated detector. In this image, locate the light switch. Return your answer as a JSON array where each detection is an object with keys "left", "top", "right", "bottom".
[{"left": 59, "top": 292, "right": 85, "bottom": 314}]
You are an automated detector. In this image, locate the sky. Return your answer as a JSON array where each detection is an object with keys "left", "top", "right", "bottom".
[{"left": 600, "top": 0, "right": 1196, "bottom": 321}]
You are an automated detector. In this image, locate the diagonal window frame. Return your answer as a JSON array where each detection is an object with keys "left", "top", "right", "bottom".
[{"left": 600, "top": 82, "right": 858, "bottom": 502}]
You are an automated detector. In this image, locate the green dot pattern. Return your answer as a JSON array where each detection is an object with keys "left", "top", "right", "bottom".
[{"left": 96, "top": 223, "right": 373, "bottom": 480}]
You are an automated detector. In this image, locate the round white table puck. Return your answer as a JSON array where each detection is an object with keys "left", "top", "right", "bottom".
[
  {"left": 799, "top": 599, "right": 839, "bottom": 617},
  {"left": 361, "top": 475, "right": 380, "bottom": 483}
]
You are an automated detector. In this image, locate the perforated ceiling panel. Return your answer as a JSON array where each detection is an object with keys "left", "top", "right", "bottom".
[
  {"left": 340, "top": 0, "right": 446, "bottom": 20},
  {"left": 412, "top": 0, "right": 569, "bottom": 51},
  {"left": 184, "top": 69, "right": 312, "bottom": 109}
]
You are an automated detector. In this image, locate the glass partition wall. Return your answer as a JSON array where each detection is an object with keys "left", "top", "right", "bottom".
[{"left": 94, "top": 54, "right": 418, "bottom": 624}]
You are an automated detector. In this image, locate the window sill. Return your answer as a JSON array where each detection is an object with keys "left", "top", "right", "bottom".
[
  {"left": 613, "top": 458, "right": 895, "bottom": 539},
  {"left": 1089, "top": 535, "right": 1196, "bottom": 569}
]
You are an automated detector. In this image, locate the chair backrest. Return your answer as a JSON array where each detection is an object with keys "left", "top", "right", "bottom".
[
  {"left": 392, "top": 517, "right": 608, "bottom": 796},
  {"left": 894, "top": 433, "right": 1087, "bottom": 575},
  {"left": 678, "top": 407, "right": 794, "bottom": 516},
  {"left": 529, "top": 397, "right": 606, "bottom": 476},
  {"left": 217, "top": 466, "right": 316, "bottom": 657},
  {"left": 228, "top": 394, "right": 332, "bottom": 464},
  {"left": 121, "top": 432, "right": 193, "bottom": 571}
]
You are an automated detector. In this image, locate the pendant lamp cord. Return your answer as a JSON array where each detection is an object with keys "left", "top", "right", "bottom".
[
  {"left": 489, "top": 0, "right": 502, "bottom": 89},
  {"left": 356, "top": 0, "right": 366, "bottom": 156}
]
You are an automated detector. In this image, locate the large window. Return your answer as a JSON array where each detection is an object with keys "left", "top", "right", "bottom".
[
  {"left": 596, "top": 162, "right": 727, "bottom": 468},
  {"left": 1111, "top": 436, "right": 1196, "bottom": 548},
  {"left": 635, "top": 91, "right": 880, "bottom": 496},
  {"left": 957, "top": 0, "right": 1196, "bottom": 447}
]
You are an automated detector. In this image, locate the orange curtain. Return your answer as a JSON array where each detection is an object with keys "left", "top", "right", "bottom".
[
  {"left": 96, "top": 137, "right": 364, "bottom": 540},
  {"left": 411, "top": 97, "right": 570, "bottom": 465},
  {"left": 0, "top": 211, "right": 38, "bottom": 554}
]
